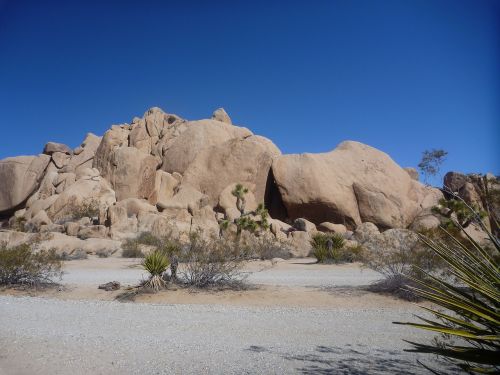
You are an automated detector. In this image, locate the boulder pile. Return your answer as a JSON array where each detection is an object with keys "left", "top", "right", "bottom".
[{"left": 0, "top": 106, "right": 447, "bottom": 256}]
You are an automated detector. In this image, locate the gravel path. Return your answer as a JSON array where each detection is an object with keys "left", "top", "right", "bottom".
[{"left": 0, "top": 296, "right": 454, "bottom": 375}]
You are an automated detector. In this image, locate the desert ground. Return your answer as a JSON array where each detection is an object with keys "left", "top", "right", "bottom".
[{"left": 0, "top": 258, "right": 455, "bottom": 375}]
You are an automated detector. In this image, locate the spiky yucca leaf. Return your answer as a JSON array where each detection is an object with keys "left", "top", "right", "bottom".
[
  {"left": 142, "top": 250, "right": 170, "bottom": 292},
  {"left": 394, "top": 220, "right": 500, "bottom": 374}
]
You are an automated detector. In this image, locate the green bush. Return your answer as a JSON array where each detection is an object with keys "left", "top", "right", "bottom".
[
  {"left": 310, "top": 233, "right": 346, "bottom": 263},
  {"left": 0, "top": 243, "right": 63, "bottom": 286}
]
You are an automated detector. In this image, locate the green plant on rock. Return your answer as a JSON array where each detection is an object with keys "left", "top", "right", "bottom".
[
  {"left": 394, "top": 217, "right": 500, "bottom": 373},
  {"left": 142, "top": 250, "right": 170, "bottom": 292}
]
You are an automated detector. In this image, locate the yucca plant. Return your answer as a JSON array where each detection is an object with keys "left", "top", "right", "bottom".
[
  {"left": 142, "top": 250, "right": 170, "bottom": 292},
  {"left": 311, "top": 233, "right": 345, "bottom": 263},
  {"left": 394, "top": 216, "right": 500, "bottom": 373}
]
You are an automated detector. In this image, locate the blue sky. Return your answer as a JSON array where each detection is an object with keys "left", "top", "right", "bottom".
[{"left": 0, "top": 0, "right": 498, "bottom": 185}]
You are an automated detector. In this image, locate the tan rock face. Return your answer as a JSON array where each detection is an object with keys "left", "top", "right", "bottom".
[
  {"left": 0, "top": 154, "right": 51, "bottom": 214},
  {"left": 47, "top": 177, "right": 116, "bottom": 222},
  {"left": 161, "top": 120, "right": 252, "bottom": 175},
  {"left": 108, "top": 147, "right": 161, "bottom": 202},
  {"left": 183, "top": 135, "right": 281, "bottom": 207},
  {"left": 272, "top": 141, "right": 433, "bottom": 230},
  {"left": 67, "top": 133, "right": 101, "bottom": 174}
]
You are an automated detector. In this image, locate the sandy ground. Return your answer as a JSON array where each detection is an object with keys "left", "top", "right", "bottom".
[{"left": 0, "top": 257, "right": 456, "bottom": 374}]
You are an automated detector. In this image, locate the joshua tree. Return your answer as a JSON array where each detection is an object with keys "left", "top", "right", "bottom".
[
  {"left": 232, "top": 183, "right": 249, "bottom": 215},
  {"left": 432, "top": 197, "right": 487, "bottom": 229}
]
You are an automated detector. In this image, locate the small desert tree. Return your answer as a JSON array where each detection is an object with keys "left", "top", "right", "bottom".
[
  {"left": 418, "top": 149, "right": 448, "bottom": 184},
  {"left": 232, "top": 183, "right": 249, "bottom": 215},
  {"left": 433, "top": 197, "right": 487, "bottom": 229}
]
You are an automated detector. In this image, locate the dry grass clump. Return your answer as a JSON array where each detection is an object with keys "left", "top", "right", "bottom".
[{"left": 0, "top": 243, "right": 63, "bottom": 286}]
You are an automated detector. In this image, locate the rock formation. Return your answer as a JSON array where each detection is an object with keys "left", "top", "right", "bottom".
[{"left": 0, "top": 106, "right": 457, "bottom": 255}]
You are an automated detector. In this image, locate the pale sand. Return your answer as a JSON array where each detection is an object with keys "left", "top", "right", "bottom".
[{"left": 0, "top": 256, "right": 406, "bottom": 309}]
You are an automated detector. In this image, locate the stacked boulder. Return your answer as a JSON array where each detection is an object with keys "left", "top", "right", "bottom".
[{"left": 0, "top": 106, "right": 447, "bottom": 256}]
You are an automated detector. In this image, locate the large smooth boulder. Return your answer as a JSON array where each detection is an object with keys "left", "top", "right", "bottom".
[
  {"left": 161, "top": 120, "right": 252, "bottom": 175},
  {"left": 0, "top": 154, "right": 51, "bottom": 214},
  {"left": 272, "top": 141, "right": 435, "bottom": 230},
  {"left": 93, "top": 125, "right": 130, "bottom": 179},
  {"left": 183, "top": 135, "right": 281, "bottom": 206},
  {"left": 106, "top": 147, "right": 161, "bottom": 202}
]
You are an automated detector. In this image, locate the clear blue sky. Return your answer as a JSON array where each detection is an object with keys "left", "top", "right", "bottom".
[{"left": 0, "top": 0, "right": 498, "bottom": 185}]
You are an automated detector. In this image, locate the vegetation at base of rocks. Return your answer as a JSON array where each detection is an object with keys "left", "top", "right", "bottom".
[
  {"left": 394, "top": 218, "right": 500, "bottom": 373},
  {"left": 432, "top": 197, "right": 487, "bottom": 229},
  {"left": 121, "top": 240, "right": 145, "bottom": 258},
  {"left": 0, "top": 243, "right": 63, "bottom": 286},
  {"left": 310, "top": 233, "right": 363, "bottom": 264},
  {"left": 418, "top": 148, "right": 448, "bottom": 184},
  {"left": 249, "top": 235, "right": 292, "bottom": 260},
  {"left": 60, "top": 249, "right": 88, "bottom": 260},
  {"left": 141, "top": 250, "right": 170, "bottom": 292},
  {"left": 177, "top": 232, "right": 248, "bottom": 289},
  {"left": 96, "top": 249, "right": 112, "bottom": 258},
  {"left": 121, "top": 232, "right": 180, "bottom": 258},
  {"left": 362, "top": 233, "right": 442, "bottom": 301}
]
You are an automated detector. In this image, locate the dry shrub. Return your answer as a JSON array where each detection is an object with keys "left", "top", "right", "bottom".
[
  {"left": 246, "top": 234, "right": 293, "bottom": 260},
  {"left": 121, "top": 239, "right": 145, "bottom": 258},
  {"left": 0, "top": 243, "right": 63, "bottom": 286},
  {"left": 362, "top": 230, "right": 443, "bottom": 300},
  {"left": 60, "top": 249, "right": 88, "bottom": 260},
  {"left": 178, "top": 233, "right": 248, "bottom": 289}
]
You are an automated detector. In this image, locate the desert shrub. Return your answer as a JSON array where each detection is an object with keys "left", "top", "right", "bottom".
[
  {"left": 60, "top": 249, "right": 88, "bottom": 260},
  {"left": 96, "top": 249, "right": 111, "bottom": 258},
  {"left": 363, "top": 230, "right": 443, "bottom": 301},
  {"left": 0, "top": 243, "right": 63, "bottom": 286},
  {"left": 121, "top": 237, "right": 146, "bottom": 258},
  {"left": 311, "top": 233, "right": 346, "bottom": 263},
  {"left": 339, "top": 244, "right": 365, "bottom": 263},
  {"left": 250, "top": 235, "right": 292, "bottom": 260},
  {"left": 178, "top": 233, "right": 248, "bottom": 289},
  {"left": 395, "top": 222, "right": 500, "bottom": 373},
  {"left": 72, "top": 198, "right": 100, "bottom": 220},
  {"left": 135, "top": 231, "right": 163, "bottom": 247},
  {"left": 142, "top": 250, "right": 170, "bottom": 292}
]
